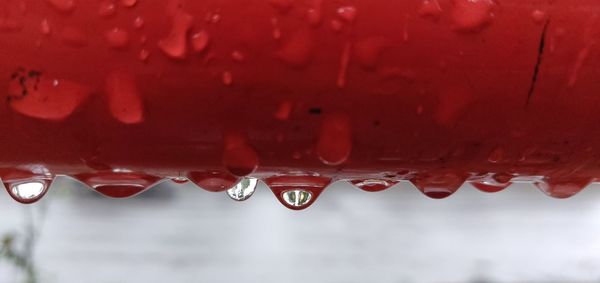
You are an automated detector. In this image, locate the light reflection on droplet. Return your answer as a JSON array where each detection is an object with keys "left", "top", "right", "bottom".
[
  {"left": 281, "top": 189, "right": 312, "bottom": 207},
  {"left": 10, "top": 181, "right": 47, "bottom": 202},
  {"left": 226, "top": 177, "right": 258, "bottom": 201}
]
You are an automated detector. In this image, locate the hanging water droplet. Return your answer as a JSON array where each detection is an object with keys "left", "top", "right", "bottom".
[
  {"left": 282, "top": 189, "right": 312, "bottom": 207},
  {"left": 187, "top": 171, "right": 240, "bottom": 192},
  {"left": 534, "top": 176, "right": 591, "bottom": 199},
  {"left": 45, "top": 0, "right": 76, "bottom": 13},
  {"left": 6, "top": 180, "right": 50, "bottom": 204},
  {"left": 170, "top": 176, "right": 189, "bottom": 184},
  {"left": 351, "top": 179, "right": 396, "bottom": 192},
  {"left": 75, "top": 172, "right": 161, "bottom": 198},
  {"left": 410, "top": 171, "right": 467, "bottom": 199},
  {"left": 470, "top": 173, "right": 512, "bottom": 193},
  {"left": 227, "top": 177, "right": 258, "bottom": 201},
  {"left": 158, "top": 9, "right": 193, "bottom": 59}
]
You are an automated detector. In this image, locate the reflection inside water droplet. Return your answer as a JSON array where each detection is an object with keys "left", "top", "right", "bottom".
[
  {"left": 227, "top": 177, "right": 258, "bottom": 201},
  {"left": 9, "top": 181, "right": 47, "bottom": 202},
  {"left": 282, "top": 189, "right": 312, "bottom": 207}
]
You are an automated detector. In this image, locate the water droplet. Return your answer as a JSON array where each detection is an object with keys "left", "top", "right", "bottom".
[
  {"left": 5, "top": 180, "right": 51, "bottom": 204},
  {"left": 274, "top": 101, "right": 293, "bottom": 120},
  {"left": 105, "top": 71, "right": 144, "bottom": 124},
  {"left": 222, "top": 133, "right": 259, "bottom": 176},
  {"left": 419, "top": 0, "right": 442, "bottom": 20},
  {"left": 158, "top": 9, "right": 193, "bottom": 59},
  {"left": 187, "top": 171, "right": 240, "bottom": 192},
  {"left": 336, "top": 6, "right": 357, "bottom": 23},
  {"left": 45, "top": 0, "right": 76, "bottom": 13},
  {"left": 470, "top": 173, "right": 512, "bottom": 193},
  {"left": 316, "top": 113, "right": 352, "bottom": 166},
  {"left": 271, "top": 17, "right": 281, "bottom": 39},
  {"left": 133, "top": 16, "right": 145, "bottom": 29},
  {"left": 534, "top": 176, "right": 591, "bottom": 199},
  {"left": 40, "top": 19, "right": 51, "bottom": 35},
  {"left": 222, "top": 71, "right": 233, "bottom": 86},
  {"left": 8, "top": 69, "right": 91, "bottom": 120},
  {"left": 276, "top": 28, "right": 314, "bottom": 68},
  {"left": 105, "top": 27, "right": 130, "bottom": 48},
  {"left": 231, "top": 50, "right": 245, "bottom": 62},
  {"left": 337, "top": 41, "right": 352, "bottom": 88},
  {"left": 531, "top": 9, "right": 546, "bottom": 24},
  {"left": 410, "top": 171, "right": 467, "bottom": 199},
  {"left": 354, "top": 36, "right": 387, "bottom": 69},
  {"left": 139, "top": 49, "right": 150, "bottom": 61},
  {"left": 191, "top": 30, "right": 210, "bottom": 53},
  {"left": 227, "top": 177, "right": 258, "bottom": 201},
  {"left": 351, "top": 179, "right": 396, "bottom": 192},
  {"left": 282, "top": 189, "right": 312, "bottom": 207},
  {"left": 269, "top": 0, "right": 294, "bottom": 14},
  {"left": 60, "top": 26, "right": 88, "bottom": 47},
  {"left": 75, "top": 172, "right": 161, "bottom": 198},
  {"left": 120, "top": 0, "right": 137, "bottom": 8},
  {"left": 450, "top": 0, "right": 495, "bottom": 32},
  {"left": 170, "top": 176, "right": 189, "bottom": 184},
  {"left": 98, "top": 0, "right": 116, "bottom": 17}
]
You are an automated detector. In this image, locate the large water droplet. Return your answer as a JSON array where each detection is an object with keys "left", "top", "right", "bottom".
[
  {"left": 410, "top": 171, "right": 467, "bottom": 199},
  {"left": 158, "top": 9, "right": 193, "bottom": 59},
  {"left": 267, "top": 175, "right": 330, "bottom": 210},
  {"left": 282, "top": 189, "right": 312, "bottom": 207},
  {"left": 316, "top": 113, "right": 352, "bottom": 166},
  {"left": 5, "top": 180, "right": 51, "bottom": 204},
  {"left": 8, "top": 69, "right": 91, "bottom": 120},
  {"left": 227, "top": 177, "right": 258, "bottom": 201},
  {"left": 450, "top": 0, "right": 495, "bottom": 32},
  {"left": 105, "top": 71, "right": 144, "bottom": 124},
  {"left": 534, "top": 176, "right": 591, "bottom": 199},
  {"left": 45, "top": 0, "right": 76, "bottom": 13}
]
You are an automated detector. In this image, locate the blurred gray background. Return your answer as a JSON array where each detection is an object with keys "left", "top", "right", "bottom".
[{"left": 1, "top": 178, "right": 600, "bottom": 283}]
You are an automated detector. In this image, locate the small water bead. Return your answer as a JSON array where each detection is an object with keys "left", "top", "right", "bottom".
[
  {"left": 120, "top": 0, "right": 137, "bottom": 8},
  {"left": 531, "top": 10, "right": 546, "bottom": 24},
  {"left": 351, "top": 179, "right": 396, "bottom": 192},
  {"left": 451, "top": 0, "right": 496, "bottom": 32},
  {"left": 6, "top": 180, "right": 51, "bottom": 204},
  {"left": 226, "top": 177, "right": 258, "bottom": 201},
  {"left": 158, "top": 8, "right": 193, "bottom": 59},
  {"left": 231, "top": 50, "right": 245, "bottom": 62},
  {"left": 133, "top": 16, "right": 145, "bottom": 29},
  {"left": 191, "top": 30, "right": 210, "bottom": 53},
  {"left": 45, "top": 0, "right": 76, "bottom": 13},
  {"left": 105, "top": 71, "right": 144, "bottom": 124},
  {"left": 419, "top": 0, "right": 442, "bottom": 20},
  {"left": 139, "top": 49, "right": 150, "bottom": 61},
  {"left": 222, "top": 71, "right": 233, "bottom": 86},
  {"left": 105, "top": 28, "right": 130, "bottom": 48},
  {"left": 336, "top": 6, "right": 357, "bottom": 23},
  {"left": 98, "top": 0, "right": 116, "bottom": 17},
  {"left": 282, "top": 189, "right": 312, "bottom": 207},
  {"left": 40, "top": 19, "right": 51, "bottom": 35}
]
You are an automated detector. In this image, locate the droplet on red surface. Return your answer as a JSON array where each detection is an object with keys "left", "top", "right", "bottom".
[
  {"left": 120, "top": 0, "right": 137, "bottom": 8},
  {"left": 534, "top": 176, "right": 592, "bottom": 199},
  {"left": 450, "top": 0, "right": 495, "bottom": 32},
  {"left": 276, "top": 29, "right": 314, "bottom": 68},
  {"left": 158, "top": 9, "right": 193, "bottom": 59},
  {"left": 316, "top": 113, "right": 352, "bottom": 166},
  {"left": 531, "top": 10, "right": 546, "bottom": 24},
  {"left": 419, "top": 0, "right": 442, "bottom": 20},
  {"left": 336, "top": 6, "right": 357, "bottom": 23},
  {"left": 45, "top": 0, "right": 76, "bottom": 13},
  {"left": 98, "top": 0, "right": 116, "bottom": 17},
  {"left": 222, "top": 71, "right": 233, "bottom": 86},
  {"left": 222, "top": 133, "right": 259, "bottom": 176},
  {"left": 105, "top": 71, "right": 144, "bottom": 124},
  {"left": 105, "top": 27, "right": 130, "bottom": 48},
  {"left": 8, "top": 69, "right": 91, "bottom": 120},
  {"left": 274, "top": 101, "right": 293, "bottom": 120},
  {"left": 227, "top": 177, "right": 258, "bottom": 201},
  {"left": 191, "top": 30, "right": 210, "bottom": 53},
  {"left": 40, "top": 19, "right": 52, "bottom": 35}
]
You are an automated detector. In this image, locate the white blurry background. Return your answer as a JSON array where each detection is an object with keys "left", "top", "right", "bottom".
[{"left": 1, "top": 178, "right": 600, "bottom": 283}]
